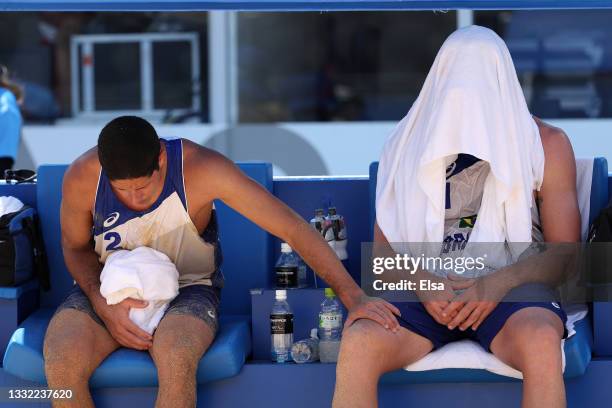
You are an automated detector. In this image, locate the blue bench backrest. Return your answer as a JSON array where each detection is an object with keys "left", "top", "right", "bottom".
[
  {"left": 30, "top": 158, "right": 612, "bottom": 310},
  {"left": 36, "top": 163, "right": 274, "bottom": 316},
  {"left": 37, "top": 165, "right": 71, "bottom": 308},
  {"left": 591, "top": 157, "right": 609, "bottom": 224},
  {"left": 215, "top": 163, "right": 273, "bottom": 316},
  {"left": 273, "top": 177, "right": 370, "bottom": 285},
  {"left": 369, "top": 158, "right": 609, "bottom": 240}
]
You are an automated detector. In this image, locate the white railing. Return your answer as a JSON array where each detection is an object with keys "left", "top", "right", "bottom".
[{"left": 70, "top": 32, "right": 201, "bottom": 119}]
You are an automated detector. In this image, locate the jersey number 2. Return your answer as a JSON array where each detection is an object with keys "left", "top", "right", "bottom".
[{"left": 104, "top": 232, "right": 122, "bottom": 251}]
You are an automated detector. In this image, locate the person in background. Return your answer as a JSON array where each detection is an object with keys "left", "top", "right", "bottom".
[{"left": 0, "top": 65, "right": 23, "bottom": 175}]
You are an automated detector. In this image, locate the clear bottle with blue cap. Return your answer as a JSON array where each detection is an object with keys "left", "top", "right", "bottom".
[{"left": 275, "top": 242, "right": 307, "bottom": 288}]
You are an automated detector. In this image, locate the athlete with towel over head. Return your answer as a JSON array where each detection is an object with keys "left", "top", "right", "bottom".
[{"left": 333, "top": 26, "right": 580, "bottom": 408}]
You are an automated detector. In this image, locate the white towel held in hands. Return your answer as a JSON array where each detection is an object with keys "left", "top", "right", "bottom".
[{"left": 100, "top": 246, "right": 179, "bottom": 334}]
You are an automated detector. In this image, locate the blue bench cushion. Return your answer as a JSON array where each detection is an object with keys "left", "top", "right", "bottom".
[
  {"left": 0, "top": 280, "right": 39, "bottom": 300},
  {"left": 3, "top": 308, "right": 251, "bottom": 387}
]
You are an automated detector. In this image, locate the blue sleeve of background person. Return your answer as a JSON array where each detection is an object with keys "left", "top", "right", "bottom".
[{"left": 0, "top": 87, "right": 23, "bottom": 160}]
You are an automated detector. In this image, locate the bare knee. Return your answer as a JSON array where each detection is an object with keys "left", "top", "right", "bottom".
[
  {"left": 517, "top": 323, "right": 562, "bottom": 358},
  {"left": 151, "top": 321, "right": 212, "bottom": 378},
  {"left": 499, "top": 310, "right": 564, "bottom": 373},
  {"left": 341, "top": 320, "right": 387, "bottom": 356},
  {"left": 338, "top": 319, "right": 411, "bottom": 374}
]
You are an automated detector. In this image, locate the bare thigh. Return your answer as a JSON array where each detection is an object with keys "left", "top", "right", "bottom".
[
  {"left": 149, "top": 314, "right": 215, "bottom": 371},
  {"left": 490, "top": 307, "right": 564, "bottom": 371},
  {"left": 44, "top": 309, "right": 120, "bottom": 380},
  {"left": 340, "top": 319, "right": 434, "bottom": 372}
]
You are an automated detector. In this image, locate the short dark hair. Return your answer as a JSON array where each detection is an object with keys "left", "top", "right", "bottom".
[{"left": 98, "top": 116, "right": 161, "bottom": 180}]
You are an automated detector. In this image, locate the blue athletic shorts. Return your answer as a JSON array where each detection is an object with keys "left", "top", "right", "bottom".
[
  {"left": 55, "top": 283, "right": 221, "bottom": 334},
  {"left": 391, "top": 283, "right": 568, "bottom": 352}
]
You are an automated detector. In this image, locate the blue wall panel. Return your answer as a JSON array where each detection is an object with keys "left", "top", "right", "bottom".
[
  {"left": 273, "top": 177, "right": 369, "bottom": 287},
  {"left": 250, "top": 288, "right": 347, "bottom": 360}
]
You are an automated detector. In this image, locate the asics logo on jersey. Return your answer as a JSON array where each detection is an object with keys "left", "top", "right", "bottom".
[
  {"left": 103, "top": 212, "right": 120, "bottom": 228},
  {"left": 446, "top": 162, "right": 457, "bottom": 178}
]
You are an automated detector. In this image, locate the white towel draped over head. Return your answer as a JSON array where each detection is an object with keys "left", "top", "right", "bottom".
[{"left": 376, "top": 25, "right": 545, "bottom": 254}]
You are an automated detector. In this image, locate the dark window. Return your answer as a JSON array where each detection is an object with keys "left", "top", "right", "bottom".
[
  {"left": 153, "top": 41, "right": 194, "bottom": 110},
  {"left": 476, "top": 10, "right": 612, "bottom": 118},
  {"left": 238, "top": 11, "right": 456, "bottom": 122},
  {"left": 94, "top": 42, "right": 141, "bottom": 111}
]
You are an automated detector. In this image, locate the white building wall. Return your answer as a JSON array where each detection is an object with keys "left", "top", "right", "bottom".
[{"left": 16, "top": 119, "right": 612, "bottom": 176}]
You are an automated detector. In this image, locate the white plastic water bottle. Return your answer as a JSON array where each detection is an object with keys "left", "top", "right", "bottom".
[
  {"left": 327, "top": 207, "right": 348, "bottom": 260},
  {"left": 270, "top": 290, "right": 294, "bottom": 363},
  {"left": 310, "top": 208, "right": 326, "bottom": 234},
  {"left": 319, "top": 288, "right": 343, "bottom": 363},
  {"left": 275, "top": 243, "right": 300, "bottom": 288}
]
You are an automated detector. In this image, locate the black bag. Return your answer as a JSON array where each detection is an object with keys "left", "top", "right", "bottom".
[
  {"left": 586, "top": 204, "right": 612, "bottom": 295},
  {"left": 588, "top": 205, "right": 612, "bottom": 242},
  {"left": 0, "top": 205, "right": 50, "bottom": 288}
]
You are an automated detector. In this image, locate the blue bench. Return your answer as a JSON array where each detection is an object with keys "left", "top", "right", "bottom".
[
  {"left": 1, "top": 158, "right": 611, "bottom": 407},
  {"left": 2, "top": 162, "right": 275, "bottom": 387}
]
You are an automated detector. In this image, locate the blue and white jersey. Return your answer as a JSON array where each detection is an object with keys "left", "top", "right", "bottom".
[
  {"left": 442, "top": 154, "right": 543, "bottom": 255},
  {"left": 92, "top": 138, "right": 223, "bottom": 288}
]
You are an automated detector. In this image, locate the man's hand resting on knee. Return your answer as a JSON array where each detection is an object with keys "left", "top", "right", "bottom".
[
  {"left": 92, "top": 295, "right": 153, "bottom": 350},
  {"left": 344, "top": 295, "right": 402, "bottom": 333}
]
